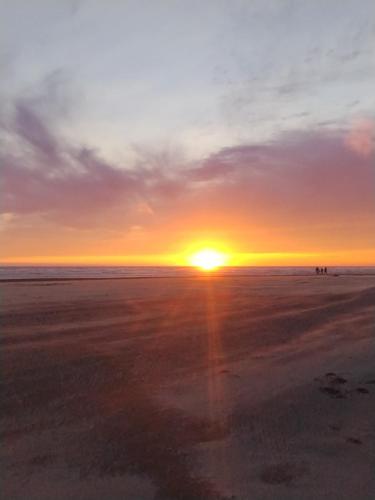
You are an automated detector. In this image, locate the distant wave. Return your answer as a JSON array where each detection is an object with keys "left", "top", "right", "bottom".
[{"left": 1, "top": 266, "right": 374, "bottom": 280}]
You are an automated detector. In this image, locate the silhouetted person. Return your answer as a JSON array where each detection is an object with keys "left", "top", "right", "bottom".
[
  {"left": 320, "top": 267, "right": 324, "bottom": 274},
  {"left": 324, "top": 267, "right": 327, "bottom": 274},
  {"left": 315, "top": 267, "right": 320, "bottom": 275}
]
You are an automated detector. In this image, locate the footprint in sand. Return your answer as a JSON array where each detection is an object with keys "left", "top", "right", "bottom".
[
  {"left": 329, "top": 424, "right": 341, "bottom": 432},
  {"left": 316, "top": 373, "right": 348, "bottom": 398},
  {"left": 346, "top": 437, "right": 362, "bottom": 445},
  {"left": 331, "top": 376, "right": 347, "bottom": 385},
  {"left": 319, "top": 386, "right": 346, "bottom": 399},
  {"left": 260, "top": 463, "right": 308, "bottom": 486},
  {"left": 325, "top": 373, "right": 348, "bottom": 385},
  {"left": 318, "top": 373, "right": 372, "bottom": 398},
  {"left": 356, "top": 387, "right": 370, "bottom": 394}
]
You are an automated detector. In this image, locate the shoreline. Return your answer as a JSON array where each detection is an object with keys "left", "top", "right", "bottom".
[{"left": 1, "top": 272, "right": 375, "bottom": 283}]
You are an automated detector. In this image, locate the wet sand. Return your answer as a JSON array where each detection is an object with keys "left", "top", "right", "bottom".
[{"left": 1, "top": 275, "right": 375, "bottom": 499}]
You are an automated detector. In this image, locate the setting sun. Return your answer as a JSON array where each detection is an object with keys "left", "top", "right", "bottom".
[{"left": 189, "top": 249, "right": 228, "bottom": 271}]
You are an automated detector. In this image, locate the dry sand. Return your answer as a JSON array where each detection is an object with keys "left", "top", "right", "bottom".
[{"left": 1, "top": 275, "right": 374, "bottom": 499}]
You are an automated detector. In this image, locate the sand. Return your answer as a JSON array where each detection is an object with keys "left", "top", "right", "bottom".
[{"left": 1, "top": 275, "right": 375, "bottom": 499}]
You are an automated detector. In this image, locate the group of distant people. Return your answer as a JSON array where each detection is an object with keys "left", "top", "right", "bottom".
[{"left": 315, "top": 267, "right": 328, "bottom": 275}]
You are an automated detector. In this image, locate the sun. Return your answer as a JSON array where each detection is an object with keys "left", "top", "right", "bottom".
[{"left": 189, "top": 248, "right": 228, "bottom": 271}]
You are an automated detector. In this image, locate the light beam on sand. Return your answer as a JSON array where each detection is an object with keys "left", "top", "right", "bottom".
[{"left": 203, "top": 279, "right": 232, "bottom": 486}]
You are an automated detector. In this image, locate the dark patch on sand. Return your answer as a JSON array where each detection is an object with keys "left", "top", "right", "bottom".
[
  {"left": 316, "top": 372, "right": 350, "bottom": 399},
  {"left": 346, "top": 437, "right": 362, "bottom": 445},
  {"left": 324, "top": 373, "right": 347, "bottom": 384},
  {"left": 319, "top": 386, "right": 346, "bottom": 399},
  {"left": 67, "top": 382, "right": 230, "bottom": 499},
  {"left": 29, "top": 454, "right": 55, "bottom": 467},
  {"left": 260, "top": 463, "right": 307, "bottom": 486},
  {"left": 331, "top": 376, "right": 347, "bottom": 385},
  {"left": 219, "top": 369, "right": 240, "bottom": 379},
  {"left": 329, "top": 424, "right": 341, "bottom": 431},
  {"left": 356, "top": 387, "right": 369, "bottom": 394},
  {"left": 2, "top": 345, "right": 231, "bottom": 499},
  {"left": 0, "top": 350, "right": 116, "bottom": 419}
]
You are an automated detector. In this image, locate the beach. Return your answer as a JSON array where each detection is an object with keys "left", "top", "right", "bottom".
[{"left": 1, "top": 275, "right": 375, "bottom": 499}]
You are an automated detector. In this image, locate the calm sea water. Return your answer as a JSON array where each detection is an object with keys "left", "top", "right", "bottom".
[{"left": 1, "top": 266, "right": 374, "bottom": 280}]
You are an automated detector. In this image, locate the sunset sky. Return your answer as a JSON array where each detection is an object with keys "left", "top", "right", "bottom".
[{"left": 1, "top": 0, "right": 374, "bottom": 265}]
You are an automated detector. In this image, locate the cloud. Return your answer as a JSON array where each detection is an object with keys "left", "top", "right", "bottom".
[
  {"left": 1, "top": 91, "right": 151, "bottom": 228},
  {"left": 183, "top": 128, "right": 375, "bottom": 223},
  {"left": 14, "top": 100, "right": 61, "bottom": 163},
  {"left": 345, "top": 118, "right": 375, "bottom": 157},
  {"left": 1, "top": 78, "right": 374, "bottom": 256},
  {"left": 217, "top": 5, "right": 375, "bottom": 135}
]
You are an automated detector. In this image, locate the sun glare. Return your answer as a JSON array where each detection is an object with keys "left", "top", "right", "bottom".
[{"left": 189, "top": 249, "right": 228, "bottom": 271}]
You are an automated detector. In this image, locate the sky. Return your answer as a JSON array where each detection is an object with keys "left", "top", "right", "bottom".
[{"left": 1, "top": 0, "right": 375, "bottom": 265}]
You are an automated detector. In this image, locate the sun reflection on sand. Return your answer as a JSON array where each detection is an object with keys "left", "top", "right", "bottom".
[{"left": 204, "top": 278, "right": 233, "bottom": 488}]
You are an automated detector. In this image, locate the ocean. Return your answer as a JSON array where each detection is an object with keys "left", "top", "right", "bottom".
[{"left": 1, "top": 266, "right": 374, "bottom": 280}]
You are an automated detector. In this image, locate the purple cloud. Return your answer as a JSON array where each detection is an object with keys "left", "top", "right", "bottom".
[{"left": 14, "top": 100, "right": 61, "bottom": 163}]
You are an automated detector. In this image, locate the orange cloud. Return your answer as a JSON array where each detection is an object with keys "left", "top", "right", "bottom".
[{"left": 345, "top": 118, "right": 375, "bottom": 157}]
